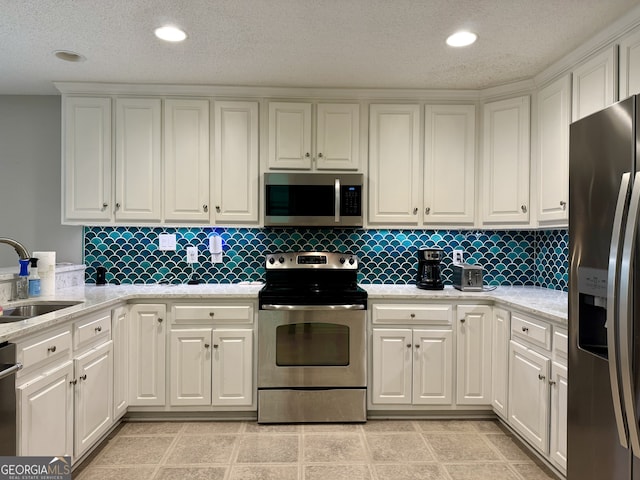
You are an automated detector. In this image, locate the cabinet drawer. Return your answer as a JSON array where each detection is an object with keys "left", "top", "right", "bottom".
[
  {"left": 173, "top": 304, "right": 253, "bottom": 324},
  {"left": 372, "top": 304, "right": 452, "bottom": 325},
  {"left": 511, "top": 313, "right": 551, "bottom": 350},
  {"left": 17, "top": 327, "right": 72, "bottom": 375},
  {"left": 553, "top": 329, "right": 568, "bottom": 358},
  {"left": 74, "top": 310, "right": 112, "bottom": 350}
]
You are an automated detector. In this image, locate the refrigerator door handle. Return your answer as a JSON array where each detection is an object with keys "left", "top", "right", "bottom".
[
  {"left": 620, "top": 171, "right": 640, "bottom": 458},
  {"left": 608, "top": 172, "right": 632, "bottom": 448}
]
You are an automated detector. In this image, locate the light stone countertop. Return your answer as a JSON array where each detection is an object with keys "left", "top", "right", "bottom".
[{"left": 0, "top": 283, "right": 568, "bottom": 343}]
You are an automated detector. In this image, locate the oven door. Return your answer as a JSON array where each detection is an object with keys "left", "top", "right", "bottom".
[{"left": 258, "top": 306, "right": 366, "bottom": 388}]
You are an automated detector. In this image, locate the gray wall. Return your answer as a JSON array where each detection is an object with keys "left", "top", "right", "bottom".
[{"left": 0, "top": 96, "right": 82, "bottom": 268}]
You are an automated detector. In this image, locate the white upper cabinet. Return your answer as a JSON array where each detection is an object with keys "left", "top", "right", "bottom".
[
  {"left": 115, "top": 98, "right": 162, "bottom": 221},
  {"left": 315, "top": 103, "right": 360, "bottom": 170},
  {"left": 213, "top": 101, "right": 259, "bottom": 223},
  {"left": 482, "top": 96, "right": 531, "bottom": 224},
  {"left": 620, "top": 26, "right": 640, "bottom": 98},
  {"left": 424, "top": 105, "right": 476, "bottom": 225},
  {"left": 369, "top": 104, "right": 421, "bottom": 224},
  {"left": 268, "top": 102, "right": 312, "bottom": 169},
  {"left": 537, "top": 75, "right": 571, "bottom": 224},
  {"left": 63, "top": 97, "right": 112, "bottom": 222},
  {"left": 164, "top": 99, "right": 210, "bottom": 222},
  {"left": 268, "top": 102, "right": 360, "bottom": 170},
  {"left": 572, "top": 46, "right": 617, "bottom": 121}
]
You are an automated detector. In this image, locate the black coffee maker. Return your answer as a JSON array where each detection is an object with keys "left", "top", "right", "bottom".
[{"left": 416, "top": 248, "right": 444, "bottom": 290}]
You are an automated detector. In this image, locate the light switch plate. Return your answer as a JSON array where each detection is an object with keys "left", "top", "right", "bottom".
[
  {"left": 186, "top": 246, "right": 198, "bottom": 264},
  {"left": 158, "top": 234, "right": 176, "bottom": 251}
]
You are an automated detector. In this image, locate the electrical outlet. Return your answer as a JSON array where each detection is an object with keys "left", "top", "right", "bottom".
[
  {"left": 186, "top": 246, "right": 198, "bottom": 264},
  {"left": 453, "top": 249, "right": 464, "bottom": 265}
]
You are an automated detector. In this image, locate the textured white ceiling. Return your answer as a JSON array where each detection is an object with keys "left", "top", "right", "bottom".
[{"left": 1, "top": 0, "right": 639, "bottom": 94}]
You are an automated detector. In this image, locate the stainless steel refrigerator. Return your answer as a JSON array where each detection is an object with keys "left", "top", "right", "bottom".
[{"left": 569, "top": 94, "right": 640, "bottom": 479}]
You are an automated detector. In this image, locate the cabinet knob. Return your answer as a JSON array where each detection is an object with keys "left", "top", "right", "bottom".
[
  {"left": 213, "top": 344, "right": 219, "bottom": 349},
  {"left": 549, "top": 380, "right": 557, "bottom": 386},
  {"left": 538, "top": 374, "right": 546, "bottom": 381},
  {"left": 460, "top": 318, "right": 466, "bottom": 323},
  {"left": 521, "top": 204, "right": 527, "bottom": 213},
  {"left": 115, "top": 202, "right": 121, "bottom": 210},
  {"left": 209, "top": 312, "right": 215, "bottom": 317},
  {"left": 158, "top": 318, "right": 163, "bottom": 323},
  {"left": 80, "top": 374, "right": 87, "bottom": 381},
  {"left": 203, "top": 204, "right": 209, "bottom": 212},
  {"left": 415, "top": 344, "right": 420, "bottom": 348},
  {"left": 95, "top": 326, "right": 102, "bottom": 333},
  {"left": 406, "top": 344, "right": 412, "bottom": 348},
  {"left": 305, "top": 152, "right": 311, "bottom": 158},
  {"left": 425, "top": 207, "right": 431, "bottom": 215},
  {"left": 47, "top": 345, "right": 57, "bottom": 353},
  {"left": 413, "top": 208, "right": 418, "bottom": 215},
  {"left": 102, "top": 202, "right": 108, "bottom": 210},
  {"left": 560, "top": 200, "right": 567, "bottom": 209},
  {"left": 70, "top": 379, "right": 77, "bottom": 385},
  {"left": 318, "top": 152, "right": 323, "bottom": 158},
  {"left": 521, "top": 326, "right": 529, "bottom": 333},
  {"left": 204, "top": 344, "right": 210, "bottom": 349},
  {"left": 215, "top": 206, "right": 221, "bottom": 213},
  {"left": 410, "top": 313, "right": 415, "bottom": 318}
]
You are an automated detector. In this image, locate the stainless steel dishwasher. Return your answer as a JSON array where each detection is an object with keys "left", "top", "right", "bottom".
[{"left": 0, "top": 342, "right": 21, "bottom": 455}]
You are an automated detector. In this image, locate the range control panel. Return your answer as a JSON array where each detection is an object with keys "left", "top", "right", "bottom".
[{"left": 265, "top": 251, "right": 358, "bottom": 270}]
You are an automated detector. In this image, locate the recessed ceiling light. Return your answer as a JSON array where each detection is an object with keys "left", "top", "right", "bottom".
[
  {"left": 446, "top": 31, "right": 477, "bottom": 47},
  {"left": 154, "top": 26, "right": 187, "bottom": 42},
  {"left": 53, "top": 50, "right": 86, "bottom": 62}
]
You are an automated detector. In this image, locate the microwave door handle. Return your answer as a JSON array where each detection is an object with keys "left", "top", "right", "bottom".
[
  {"left": 620, "top": 171, "right": 640, "bottom": 457},
  {"left": 607, "top": 171, "right": 631, "bottom": 448},
  {"left": 335, "top": 178, "right": 340, "bottom": 223}
]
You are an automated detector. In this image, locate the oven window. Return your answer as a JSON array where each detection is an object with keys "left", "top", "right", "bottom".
[{"left": 276, "top": 323, "right": 349, "bottom": 366}]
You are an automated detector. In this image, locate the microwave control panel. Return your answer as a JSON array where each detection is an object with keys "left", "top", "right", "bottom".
[{"left": 341, "top": 185, "right": 362, "bottom": 216}]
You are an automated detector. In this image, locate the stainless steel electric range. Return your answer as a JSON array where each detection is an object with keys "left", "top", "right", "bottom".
[{"left": 257, "top": 251, "right": 368, "bottom": 423}]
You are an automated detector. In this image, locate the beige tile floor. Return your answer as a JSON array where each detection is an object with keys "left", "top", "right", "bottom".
[{"left": 73, "top": 419, "right": 560, "bottom": 480}]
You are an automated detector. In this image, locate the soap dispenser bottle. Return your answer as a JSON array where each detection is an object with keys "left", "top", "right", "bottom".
[
  {"left": 28, "top": 257, "right": 41, "bottom": 297},
  {"left": 16, "top": 259, "right": 29, "bottom": 299}
]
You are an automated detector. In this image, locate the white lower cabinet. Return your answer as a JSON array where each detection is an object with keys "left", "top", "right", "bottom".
[
  {"left": 371, "top": 328, "right": 452, "bottom": 405},
  {"left": 129, "top": 304, "right": 166, "bottom": 406},
  {"left": 18, "top": 361, "right": 74, "bottom": 457},
  {"left": 170, "top": 328, "right": 254, "bottom": 407},
  {"left": 549, "top": 361, "right": 568, "bottom": 471},
  {"left": 508, "top": 339, "right": 550, "bottom": 453},
  {"left": 74, "top": 341, "right": 113, "bottom": 458},
  {"left": 456, "top": 305, "right": 492, "bottom": 405},
  {"left": 491, "top": 307, "right": 510, "bottom": 417},
  {"left": 112, "top": 306, "right": 129, "bottom": 419}
]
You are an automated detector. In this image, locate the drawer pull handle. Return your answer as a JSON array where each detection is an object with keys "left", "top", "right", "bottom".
[
  {"left": 47, "top": 346, "right": 57, "bottom": 353},
  {"left": 209, "top": 312, "right": 215, "bottom": 317},
  {"left": 521, "top": 326, "right": 529, "bottom": 333},
  {"left": 70, "top": 379, "right": 77, "bottom": 385},
  {"left": 410, "top": 313, "right": 415, "bottom": 318},
  {"left": 95, "top": 326, "right": 102, "bottom": 333},
  {"left": 538, "top": 374, "right": 546, "bottom": 381},
  {"left": 80, "top": 374, "right": 87, "bottom": 381}
]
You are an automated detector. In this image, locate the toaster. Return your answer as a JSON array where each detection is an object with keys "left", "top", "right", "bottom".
[{"left": 452, "top": 264, "right": 484, "bottom": 291}]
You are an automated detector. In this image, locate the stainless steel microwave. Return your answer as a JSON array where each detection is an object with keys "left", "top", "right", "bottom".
[{"left": 264, "top": 173, "right": 363, "bottom": 227}]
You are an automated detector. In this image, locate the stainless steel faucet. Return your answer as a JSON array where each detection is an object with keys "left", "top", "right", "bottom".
[{"left": 0, "top": 238, "right": 30, "bottom": 260}]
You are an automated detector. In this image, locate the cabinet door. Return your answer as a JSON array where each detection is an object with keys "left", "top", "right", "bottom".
[
  {"left": 112, "top": 306, "right": 129, "bottom": 420},
  {"left": 164, "top": 99, "right": 210, "bottom": 222},
  {"left": 369, "top": 104, "right": 421, "bottom": 224},
  {"left": 456, "top": 305, "right": 492, "bottom": 405},
  {"left": 316, "top": 103, "right": 360, "bottom": 170},
  {"left": 212, "top": 329, "right": 253, "bottom": 406},
  {"left": 572, "top": 46, "right": 617, "bottom": 121},
  {"left": 63, "top": 97, "right": 112, "bottom": 222},
  {"left": 412, "top": 329, "right": 452, "bottom": 405},
  {"left": 170, "top": 329, "right": 212, "bottom": 406},
  {"left": 482, "top": 96, "right": 530, "bottom": 224},
  {"left": 115, "top": 98, "right": 162, "bottom": 221},
  {"left": 620, "top": 27, "right": 640, "bottom": 98},
  {"left": 129, "top": 304, "right": 166, "bottom": 406},
  {"left": 268, "top": 102, "right": 312, "bottom": 169},
  {"left": 371, "top": 328, "right": 412, "bottom": 404},
  {"left": 550, "top": 361, "right": 568, "bottom": 473},
  {"left": 74, "top": 341, "right": 113, "bottom": 458},
  {"left": 537, "top": 75, "right": 570, "bottom": 224},
  {"left": 213, "top": 101, "right": 259, "bottom": 223},
  {"left": 424, "top": 105, "right": 475, "bottom": 224},
  {"left": 491, "top": 307, "right": 510, "bottom": 418},
  {"left": 508, "top": 340, "right": 550, "bottom": 453},
  {"left": 18, "top": 362, "right": 74, "bottom": 457}
]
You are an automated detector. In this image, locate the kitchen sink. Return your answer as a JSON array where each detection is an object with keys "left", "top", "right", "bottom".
[{"left": 1, "top": 301, "right": 82, "bottom": 323}]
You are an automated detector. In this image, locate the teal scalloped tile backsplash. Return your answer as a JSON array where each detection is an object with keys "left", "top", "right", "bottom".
[{"left": 83, "top": 227, "right": 568, "bottom": 291}]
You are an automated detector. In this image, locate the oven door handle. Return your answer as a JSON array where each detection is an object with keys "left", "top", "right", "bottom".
[{"left": 261, "top": 304, "right": 366, "bottom": 311}]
